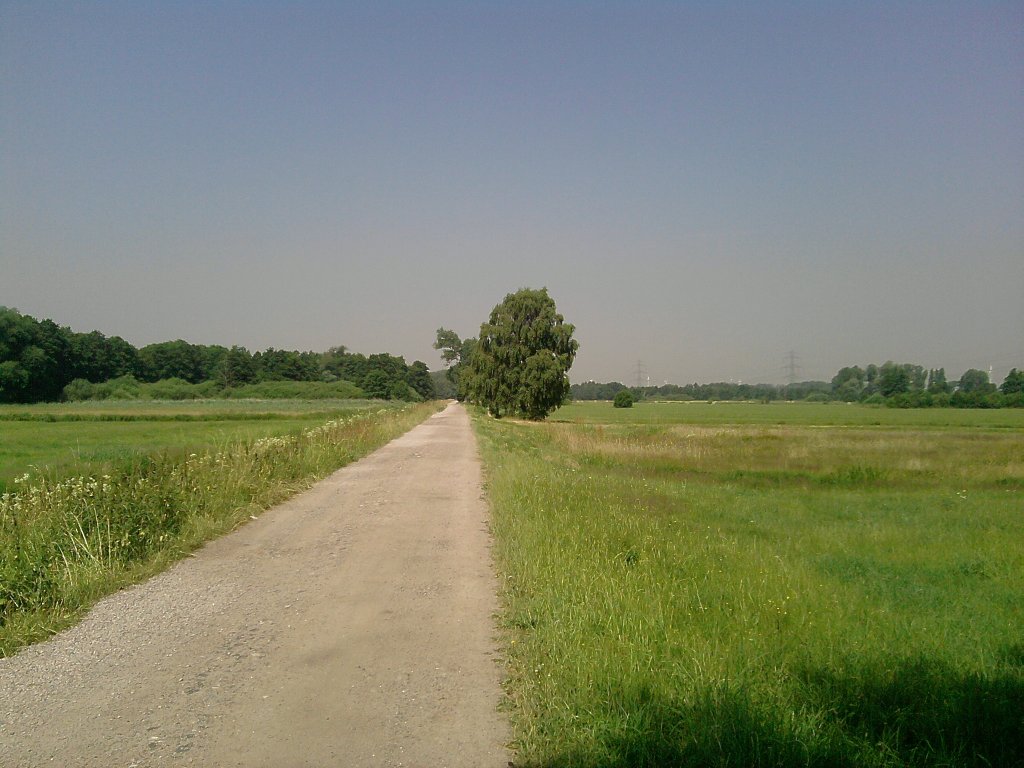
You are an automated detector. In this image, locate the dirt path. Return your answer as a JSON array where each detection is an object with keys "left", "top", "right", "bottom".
[{"left": 0, "top": 402, "right": 510, "bottom": 767}]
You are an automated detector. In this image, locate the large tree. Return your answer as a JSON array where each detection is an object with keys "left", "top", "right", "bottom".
[
  {"left": 218, "top": 346, "right": 257, "bottom": 387},
  {"left": 1001, "top": 368, "right": 1023, "bottom": 395},
  {"left": 467, "top": 288, "right": 578, "bottom": 420},
  {"left": 407, "top": 360, "right": 435, "bottom": 400},
  {"left": 70, "top": 331, "right": 139, "bottom": 383},
  {"left": 831, "top": 366, "right": 865, "bottom": 402},
  {"left": 138, "top": 340, "right": 225, "bottom": 383},
  {"left": 877, "top": 361, "right": 911, "bottom": 397},
  {"left": 958, "top": 368, "right": 994, "bottom": 394},
  {"left": 926, "top": 367, "right": 949, "bottom": 394}
]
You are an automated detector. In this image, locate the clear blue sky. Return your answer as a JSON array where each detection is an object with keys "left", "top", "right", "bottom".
[{"left": 2, "top": 1, "right": 1021, "bottom": 384}]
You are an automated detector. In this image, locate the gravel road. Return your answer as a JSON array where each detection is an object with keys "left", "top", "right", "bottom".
[{"left": 0, "top": 402, "right": 510, "bottom": 767}]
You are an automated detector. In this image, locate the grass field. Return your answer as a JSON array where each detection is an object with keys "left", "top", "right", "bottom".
[
  {"left": 0, "top": 399, "right": 442, "bottom": 654},
  {"left": 0, "top": 399, "right": 384, "bottom": 492},
  {"left": 554, "top": 400, "right": 1024, "bottom": 429},
  {"left": 476, "top": 402, "right": 1024, "bottom": 766}
]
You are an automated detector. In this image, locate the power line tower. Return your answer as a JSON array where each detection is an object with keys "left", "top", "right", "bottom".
[
  {"left": 782, "top": 351, "right": 802, "bottom": 385},
  {"left": 633, "top": 360, "right": 647, "bottom": 389}
]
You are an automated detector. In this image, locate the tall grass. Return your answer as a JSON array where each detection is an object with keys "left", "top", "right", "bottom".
[
  {"left": 0, "top": 399, "right": 383, "bottom": 491},
  {"left": 0, "top": 402, "right": 442, "bottom": 654},
  {"left": 61, "top": 375, "right": 367, "bottom": 401},
  {"left": 554, "top": 401, "right": 1024, "bottom": 430},
  {"left": 476, "top": 411, "right": 1024, "bottom": 766},
  {"left": 0, "top": 398, "right": 373, "bottom": 418}
]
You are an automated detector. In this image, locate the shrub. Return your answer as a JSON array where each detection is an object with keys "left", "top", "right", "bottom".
[
  {"left": 1003, "top": 391, "right": 1024, "bottom": 408},
  {"left": 389, "top": 380, "right": 417, "bottom": 401},
  {"left": 142, "top": 377, "right": 207, "bottom": 400},
  {"left": 62, "top": 379, "right": 99, "bottom": 401},
  {"left": 104, "top": 375, "right": 142, "bottom": 399},
  {"left": 362, "top": 371, "right": 392, "bottom": 400},
  {"left": 613, "top": 390, "right": 634, "bottom": 408},
  {"left": 224, "top": 380, "right": 364, "bottom": 400},
  {"left": 62, "top": 375, "right": 141, "bottom": 401}
]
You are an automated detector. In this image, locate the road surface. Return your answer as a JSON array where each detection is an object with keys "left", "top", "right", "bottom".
[{"left": 0, "top": 402, "right": 510, "bottom": 767}]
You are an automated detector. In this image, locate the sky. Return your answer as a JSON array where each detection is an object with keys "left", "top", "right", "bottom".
[{"left": 2, "top": 1, "right": 1022, "bottom": 385}]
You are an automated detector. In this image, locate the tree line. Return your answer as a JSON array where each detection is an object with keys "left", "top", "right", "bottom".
[
  {"left": 571, "top": 380, "right": 832, "bottom": 403},
  {"left": 0, "top": 306, "right": 434, "bottom": 403},
  {"left": 571, "top": 361, "right": 1023, "bottom": 408},
  {"left": 829, "top": 362, "right": 1022, "bottom": 408},
  {"left": 433, "top": 289, "right": 1020, "bottom": 414}
]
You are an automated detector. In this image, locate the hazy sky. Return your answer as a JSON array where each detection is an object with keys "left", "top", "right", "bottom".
[{"left": 2, "top": 2, "right": 1022, "bottom": 385}]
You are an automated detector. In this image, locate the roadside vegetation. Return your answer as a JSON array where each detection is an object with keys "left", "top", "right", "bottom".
[
  {"left": 0, "top": 400, "right": 443, "bottom": 655},
  {"left": 475, "top": 402, "right": 1023, "bottom": 766},
  {"left": 0, "top": 399, "right": 385, "bottom": 492}
]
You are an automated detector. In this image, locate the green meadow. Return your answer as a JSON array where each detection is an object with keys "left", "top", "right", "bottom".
[
  {"left": 476, "top": 401, "right": 1023, "bottom": 767},
  {"left": 0, "top": 399, "right": 442, "bottom": 654},
  {"left": 553, "top": 400, "right": 1024, "bottom": 430},
  {"left": 0, "top": 399, "right": 384, "bottom": 493}
]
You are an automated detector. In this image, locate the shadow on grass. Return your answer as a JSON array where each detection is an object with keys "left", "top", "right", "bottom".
[
  {"left": 798, "top": 652, "right": 1024, "bottom": 768},
  {"left": 519, "top": 651, "right": 1023, "bottom": 768},
  {"left": 520, "top": 686, "right": 853, "bottom": 768}
]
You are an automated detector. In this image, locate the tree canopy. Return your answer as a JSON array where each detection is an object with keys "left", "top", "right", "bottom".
[
  {"left": 433, "top": 327, "right": 477, "bottom": 401},
  {"left": 0, "top": 306, "right": 436, "bottom": 404},
  {"left": 466, "top": 288, "right": 577, "bottom": 420},
  {"left": 1001, "top": 368, "right": 1023, "bottom": 395},
  {"left": 957, "top": 368, "right": 995, "bottom": 394}
]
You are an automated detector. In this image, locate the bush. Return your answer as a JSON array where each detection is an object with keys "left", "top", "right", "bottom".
[
  {"left": 104, "top": 375, "right": 142, "bottom": 399},
  {"left": 951, "top": 390, "right": 1005, "bottom": 409},
  {"left": 361, "top": 371, "right": 392, "bottom": 400},
  {"left": 1003, "top": 391, "right": 1024, "bottom": 408},
  {"left": 223, "top": 380, "right": 365, "bottom": 399},
  {"left": 62, "top": 378, "right": 99, "bottom": 401},
  {"left": 389, "top": 380, "right": 418, "bottom": 401},
  {"left": 62, "top": 375, "right": 141, "bottom": 401},
  {"left": 142, "top": 377, "right": 209, "bottom": 400},
  {"left": 613, "top": 390, "right": 635, "bottom": 408},
  {"left": 887, "top": 391, "right": 934, "bottom": 408}
]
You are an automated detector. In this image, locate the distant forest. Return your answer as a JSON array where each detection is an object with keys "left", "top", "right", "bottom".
[
  {"left": 573, "top": 361, "right": 1024, "bottom": 409},
  {"left": 0, "top": 307, "right": 435, "bottom": 404}
]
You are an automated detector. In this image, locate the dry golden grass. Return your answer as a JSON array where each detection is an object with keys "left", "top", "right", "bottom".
[{"left": 547, "top": 422, "right": 1023, "bottom": 489}]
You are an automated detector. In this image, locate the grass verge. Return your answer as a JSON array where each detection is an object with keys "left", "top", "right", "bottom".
[
  {"left": 0, "top": 401, "right": 443, "bottom": 655},
  {"left": 475, "top": 408, "right": 1023, "bottom": 767}
]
